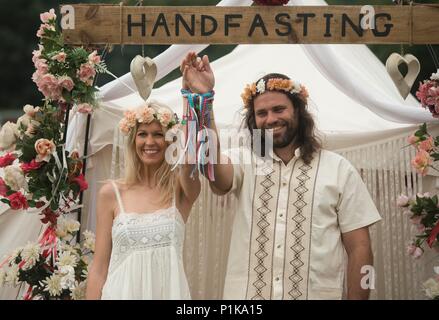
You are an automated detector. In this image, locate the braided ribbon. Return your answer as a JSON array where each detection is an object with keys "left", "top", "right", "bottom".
[{"left": 181, "top": 89, "right": 215, "bottom": 181}]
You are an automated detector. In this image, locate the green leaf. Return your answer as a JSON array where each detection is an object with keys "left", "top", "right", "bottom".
[{"left": 0, "top": 198, "right": 10, "bottom": 205}]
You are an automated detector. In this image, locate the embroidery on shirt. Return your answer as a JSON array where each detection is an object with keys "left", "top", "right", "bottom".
[
  {"left": 288, "top": 162, "right": 311, "bottom": 299},
  {"left": 251, "top": 164, "right": 275, "bottom": 300}
]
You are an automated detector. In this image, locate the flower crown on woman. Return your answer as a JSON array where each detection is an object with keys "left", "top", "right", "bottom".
[
  {"left": 241, "top": 77, "right": 309, "bottom": 108},
  {"left": 119, "top": 102, "right": 179, "bottom": 136}
]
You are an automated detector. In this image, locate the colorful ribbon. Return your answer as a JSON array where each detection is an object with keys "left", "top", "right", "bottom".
[{"left": 180, "top": 89, "right": 215, "bottom": 181}]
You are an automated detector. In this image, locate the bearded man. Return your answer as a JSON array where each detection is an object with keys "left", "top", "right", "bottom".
[{"left": 180, "top": 52, "right": 381, "bottom": 300}]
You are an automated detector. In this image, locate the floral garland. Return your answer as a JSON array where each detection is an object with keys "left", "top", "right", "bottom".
[
  {"left": 395, "top": 69, "right": 439, "bottom": 300},
  {"left": 119, "top": 105, "right": 179, "bottom": 136},
  {"left": 0, "top": 8, "right": 103, "bottom": 300},
  {"left": 241, "top": 78, "right": 309, "bottom": 108},
  {"left": 32, "top": 9, "right": 108, "bottom": 114}
]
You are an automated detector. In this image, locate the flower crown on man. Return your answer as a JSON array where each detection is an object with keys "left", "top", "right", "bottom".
[
  {"left": 241, "top": 75, "right": 309, "bottom": 108},
  {"left": 119, "top": 100, "right": 179, "bottom": 136}
]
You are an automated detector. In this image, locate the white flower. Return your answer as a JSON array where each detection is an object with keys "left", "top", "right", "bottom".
[
  {"left": 56, "top": 217, "right": 80, "bottom": 239},
  {"left": 430, "top": 69, "right": 439, "bottom": 81},
  {"left": 290, "top": 80, "right": 302, "bottom": 94},
  {"left": 83, "top": 230, "right": 96, "bottom": 252},
  {"left": 423, "top": 278, "right": 439, "bottom": 299},
  {"left": 83, "top": 230, "right": 95, "bottom": 240},
  {"left": 0, "top": 121, "right": 19, "bottom": 151},
  {"left": 3, "top": 165, "right": 26, "bottom": 191},
  {"left": 0, "top": 269, "right": 6, "bottom": 286},
  {"left": 20, "top": 242, "right": 41, "bottom": 270},
  {"left": 55, "top": 224, "right": 68, "bottom": 239},
  {"left": 256, "top": 79, "right": 266, "bottom": 94},
  {"left": 396, "top": 195, "right": 410, "bottom": 207},
  {"left": 57, "top": 251, "right": 78, "bottom": 269},
  {"left": 5, "top": 265, "right": 19, "bottom": 286},
  {"left": 60, "top": 272, "right": 76, "bottom": 290},
  {"left": 157, "top": 108, "right": 173, "bottom": 127},
  {"left": 23, "top": 104, "right": 39, "bottom": 117},
  {"left": 59, "top": 265, "right": 75, "bottom": 277},
  {"left": 42, "top": 274, "right": 62, "bottom": 296},
  {"left": 16, "top": 114, "right": 32, "bottom": 129},
  {"left": 81, "top": 266, "right": 89, "bottom": 279},
  {"left": 70, "top": 281, "right": 86, "bottom": 300}
]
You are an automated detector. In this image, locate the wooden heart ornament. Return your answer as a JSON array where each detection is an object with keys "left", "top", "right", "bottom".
[
  {"left": 130, "top": 55, "right": 157, "bottom": 101},
  {"left": 385, "top": 53, "right": 420, "bottom": 99}
]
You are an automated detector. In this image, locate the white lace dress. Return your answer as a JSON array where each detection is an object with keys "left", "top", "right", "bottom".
[{"left": 101, "top": 181, "right": 191, "bottom": 300}]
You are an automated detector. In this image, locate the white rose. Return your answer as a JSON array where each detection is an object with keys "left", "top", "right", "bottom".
[
  {"left": 65, "top": 219, "right": 80, "bottom": 233},
  {"left": 3, "top": 165, "right": 26, "bottom": 191},
  {"left": 430, "top": 69, "right": 439, "bottom": 81},
  {"left": 16, "top": 114, "right": 32, "bottom": 129},
  {"left": 23, "top": 104, "right": 39, "bottom": 117},
  {"left": 55, "top": 221, "right": 68, "bottom": 239},
  {"left": 0, "top": 122, "right": 19, "bottom": 151}
]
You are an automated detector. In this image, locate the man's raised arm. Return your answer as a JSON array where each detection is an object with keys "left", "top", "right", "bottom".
[{"left": 180, "top": 52, "right": 233, "bottom": 195}]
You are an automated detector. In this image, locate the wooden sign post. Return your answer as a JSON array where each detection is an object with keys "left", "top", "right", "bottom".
[{"left": 60, "top": 4, "right": 439, "bottom": 45}]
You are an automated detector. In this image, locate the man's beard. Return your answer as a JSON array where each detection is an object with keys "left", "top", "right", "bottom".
[{"left": 267, "top": 119, "right": 296, "bottom": 149}]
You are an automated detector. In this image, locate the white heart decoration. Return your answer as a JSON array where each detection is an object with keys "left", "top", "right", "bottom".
[
  {"left": 385, "top": 53, "right": 420, "bottom": 99},
  {"left": 130, "top": 55, "right": 157, "bottom": 101}
]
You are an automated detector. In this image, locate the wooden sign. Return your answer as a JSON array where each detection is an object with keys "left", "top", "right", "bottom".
[{"left": 61, "top": 4, "right": 439, "bottom": 45}]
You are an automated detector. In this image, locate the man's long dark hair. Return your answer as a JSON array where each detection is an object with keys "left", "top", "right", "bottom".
[{"left": 245, "top": 73, "right": 321, "bottom": 165}]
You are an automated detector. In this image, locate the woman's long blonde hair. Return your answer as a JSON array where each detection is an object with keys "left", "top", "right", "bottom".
[{"left": 122, "top": 101, "right": 177, "bottom": 206}]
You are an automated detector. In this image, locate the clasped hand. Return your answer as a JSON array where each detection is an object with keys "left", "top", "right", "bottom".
[{"left": 180, "top": 52, "right": 215, "bottom": 94}]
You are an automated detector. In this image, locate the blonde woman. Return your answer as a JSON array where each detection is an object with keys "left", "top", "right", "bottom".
[{"left": 86, "top": 101, "right": 200, "bottom": 299}]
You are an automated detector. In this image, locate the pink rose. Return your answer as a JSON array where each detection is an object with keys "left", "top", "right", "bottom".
[
  {"left": 73, "top": 174, "right": 88, "bottom": 192},
  {"left": 77, "top": 63, "right": 96, "bottom": 84},
  {"left": 34, "top": 138, "right": 56, "bottom": 162},
  {"left": 0, "top": 153, "right": 16, "bottom": 167},
  {"left": 58, "top": 76, "right": 74, "bottom": 92},
  {"left": 20, "top": 159, "right": 42, "bottom": 173},
  {"left": 88, "top": 50, "right": 101, "bottom": 65},
  {"left": 119, "top": 119, "right": 131, "bottom": 135},
  {"left": 158, "top": 108, "right": 173, "bottom": 127},
  {"left": 76, "top": 103, "right": 93, "bottom": 114},
  {"left": 40, "top": 9, "right": 56, "bottom": 23},
  {"left": 35, "top": 59, "right": 48, "bottom": 74},
  {"left": 36, "top": 23, "right": 55, "bottom": 38},
  {"left": 136, "top": 107, "right": 154, "bottom": 123},
  {"left": 412, "top": 247, "right": 423, "bottom": 259},
  {"left": 0, "top": 177, "right": 7, "bottom": 196},
  {"left": 407, "top": 134, "right": 420, "bottom": 145},
  {"left": 416, "top": 81, "right": 434, "bottom": 107},
  {"left": 36, "top": 74, "right": 62, "bottom": 100},
  {"left": 7, "top": 192, "right": 29, "bottom": 210},
  {"left": 32, "top": 47, "right": 42, "bottom": 65},
  {"left": 52, "top": 52, "right": 67, "bottom": 63},
  {"left": 411, "top": 149, "right": 432, "bottom": 176},
  {"left": 396, "top": 194, "right": 410, "bottom": 207}
]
